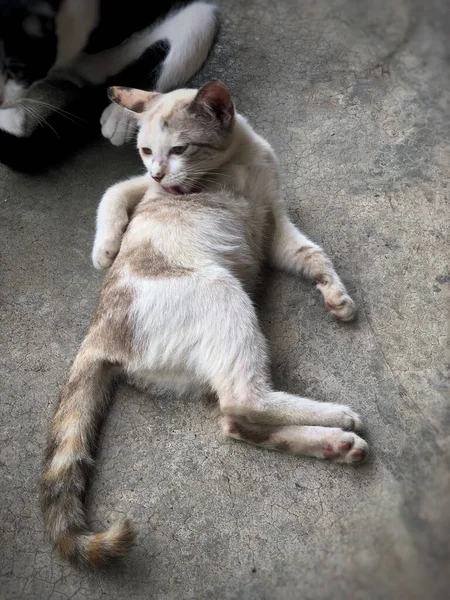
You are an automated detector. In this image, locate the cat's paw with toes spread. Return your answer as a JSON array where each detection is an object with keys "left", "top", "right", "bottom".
[
  {"left": 321, "top": 430, "right": 368, "bottom": 463},
  {"left": 92, "top": 238, "right": 121, "bottom": 269}
]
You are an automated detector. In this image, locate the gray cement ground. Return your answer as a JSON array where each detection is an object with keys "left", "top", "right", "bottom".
[{"left": 1, "top": 0, "right": 449, "bottom": 598}]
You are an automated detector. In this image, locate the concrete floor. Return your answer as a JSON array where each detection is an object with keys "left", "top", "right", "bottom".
[{"left": 1, "top": 0, "right": 449, "bottom": 598}]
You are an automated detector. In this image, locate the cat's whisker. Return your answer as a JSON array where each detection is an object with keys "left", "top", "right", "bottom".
[
  {"left": 21, "top": 103, "right": 63, "bottom": 136},
  {"left": 21, "top": 103, "right": 60, "bottom": 138},
  {"left": 22, "top": 98, "right": 88, "bottom": 127}
]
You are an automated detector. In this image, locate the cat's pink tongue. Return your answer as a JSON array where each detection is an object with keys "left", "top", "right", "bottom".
[
  {"left": 164, "top": 186, "right": 184, "bottom": 195},
  {"left": 163, "top": 185, "right": 201, "bottom": 195}
]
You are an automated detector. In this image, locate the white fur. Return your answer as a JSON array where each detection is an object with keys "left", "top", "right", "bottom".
[
  {"left": 0, "top": 72, "right": 27, "bottom": 133},
  {"left": 91, "top": 90, "right": 366, "bottom": 461},
  {"left": 0, "top": 76, "right": 26, "bottom": 104},
  {"left": 151, "top": 2, "right": 219, "bottom": 92},
  {"left": 0, "top": 105, "right": 26, "bottom": 135}
]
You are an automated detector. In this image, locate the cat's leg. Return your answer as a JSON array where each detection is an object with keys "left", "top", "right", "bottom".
[
  {"left": 197, "top": 274, "right": 366, "bottom": 461},
  {"left": 218, "top": 387, "right": 364, "bottom": 432},
  {"left": 219, "top": 416, "right": 367, "bottom": 463},
  {"left": 217, "top": 390, "right": 368, "bottom": 464},
  {"left": 201, "top": 276, "right": 362, "bottom": 430},
  {"left": 268, "top": 204, "right": 356, "bottom": 320},
  {"left": 92, "top": 175, "right": 150, "bottom": 269}
]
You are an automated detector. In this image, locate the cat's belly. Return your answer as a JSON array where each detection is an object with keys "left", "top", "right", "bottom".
[
  {"left": 122, "top": 262, "right": 259, "bottom": 383},
  {"left": 128, "top": 368, "right": 207, "bottom": 397},
  {"left": 122, "top": 193, "right": 264, "bottom": 289}
]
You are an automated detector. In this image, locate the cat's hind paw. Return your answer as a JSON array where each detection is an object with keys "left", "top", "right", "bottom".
[{"left": 321, "top": 430, "right": 368, "bottom": 464}]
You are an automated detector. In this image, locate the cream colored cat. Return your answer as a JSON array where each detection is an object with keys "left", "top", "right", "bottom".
[{"left": 41, "top": 81, "right": 368, "bottom": 566}]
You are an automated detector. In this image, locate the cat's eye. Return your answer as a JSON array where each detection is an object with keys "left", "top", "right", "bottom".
[
  {"left": 141, "top": 147, "right": 152, "bottom": 155},
  {"left": 170, "top": 145, "right": 188, "bottom": 155}
]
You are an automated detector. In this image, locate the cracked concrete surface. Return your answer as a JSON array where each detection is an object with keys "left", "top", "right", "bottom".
[{"left": 1, "top": 0, "right": 449, "bottom": 598}]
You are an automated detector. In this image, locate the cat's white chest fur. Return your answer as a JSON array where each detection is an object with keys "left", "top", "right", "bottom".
[{"left": 0, "top": 107, "right": 26, "bottom": 136}]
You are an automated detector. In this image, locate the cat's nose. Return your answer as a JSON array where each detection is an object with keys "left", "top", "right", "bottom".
[{"left": 152, "top": 174, "right": 163, "bottom": 182}]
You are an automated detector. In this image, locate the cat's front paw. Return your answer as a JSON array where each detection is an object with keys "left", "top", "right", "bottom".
[
  {"left": 92, "top": 238, "right": 121, "bottom": 269},
  {"left": 101, "top": 103, "right": 136, "bottom": 146},
  {"left": 325, "top": 292, "right": 357, "bottom": 321}
]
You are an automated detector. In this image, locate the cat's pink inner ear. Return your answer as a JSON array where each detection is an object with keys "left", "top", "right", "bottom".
[
  {"left": 107, "top": 87, "right": 160, "bottom": 114},
  {"left": 191, "top": 81, "right": 235, "bottom": 127}
]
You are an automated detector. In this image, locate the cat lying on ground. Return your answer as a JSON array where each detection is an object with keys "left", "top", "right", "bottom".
[
  {"left": 0, "top": 0, "right": 218, "bottom": 170},
  {"left": 40, "top": 81, "right": 368, "bottom": 566}
]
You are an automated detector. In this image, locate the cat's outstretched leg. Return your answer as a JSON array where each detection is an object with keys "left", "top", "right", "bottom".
[
  {"left": 268, "top": 204, "right": 357, "bottom": 320},
  {"left": 219, "top": 416, "right": 367, "bottom": 463},
  {"left": 199, "top": 274, "right": 366, "bottom": 461},
  {"left": 217, "top": 390, "right": 368, "bottom": 463},
  {"left": 218, "top": 386, "right": 364, "bottom": 432},
  {"left": 92, "top": 175, "right": 150, "bottom": 269}
]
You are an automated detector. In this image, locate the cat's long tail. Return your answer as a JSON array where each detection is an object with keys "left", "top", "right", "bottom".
[{"left": 40, "top": 342, "right": 135, "bottom": 566}]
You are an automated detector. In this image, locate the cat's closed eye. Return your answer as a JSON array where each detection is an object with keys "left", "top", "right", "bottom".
[
  {"left": 141, "top": 147, "right": 152, "bottom": 155},
  {"left": 170, "top": 145, "right": 188, "bottom": 155}
]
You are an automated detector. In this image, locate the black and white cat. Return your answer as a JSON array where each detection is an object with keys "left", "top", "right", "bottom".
[{"left": 0, "top": 0, "right": 218, "bottom": 170}]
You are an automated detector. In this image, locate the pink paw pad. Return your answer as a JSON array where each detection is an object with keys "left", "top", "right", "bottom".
[
  {"left": 322, "top": 443, "right": 340, "bottom": 458},
  {"left": 339, "top": 442, "right": 352, "bottom": 451},
  {"left": 322, "top": 437, "right": 368, "bottom": 463},
  {"left": 349, "top": 448, "right": 366, "bottom": 462}
]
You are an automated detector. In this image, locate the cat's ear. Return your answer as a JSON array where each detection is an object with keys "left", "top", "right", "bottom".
[
  {"left": 107, "top": 87, "right": 160, "bottom": 114},
  {"left": 189, "top": 81, "right": 234, "bottom": 129}
]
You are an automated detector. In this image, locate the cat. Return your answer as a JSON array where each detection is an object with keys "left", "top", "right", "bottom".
[
  {"left": 40, "top": 80, "right": 368, "bottom": 566},
  {"left": 0, "top": 0, "right": 218, "bottom": 170}
]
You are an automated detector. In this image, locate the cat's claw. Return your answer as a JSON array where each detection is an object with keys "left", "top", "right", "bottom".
[{"left": 101, "top": 102, "right": 136, "bottom": 146}]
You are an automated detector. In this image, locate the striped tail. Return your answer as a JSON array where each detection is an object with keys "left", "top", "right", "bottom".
[{"left": 40, "top": 345, "right": 136, "bottom": 566}]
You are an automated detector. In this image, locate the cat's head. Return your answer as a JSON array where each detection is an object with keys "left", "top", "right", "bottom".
[
  {"left": 0, "top": 1, "right": 59, "bottom": 106},
  {"left": 108, "top": 81, "right": 235, "bottom": 195}
]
